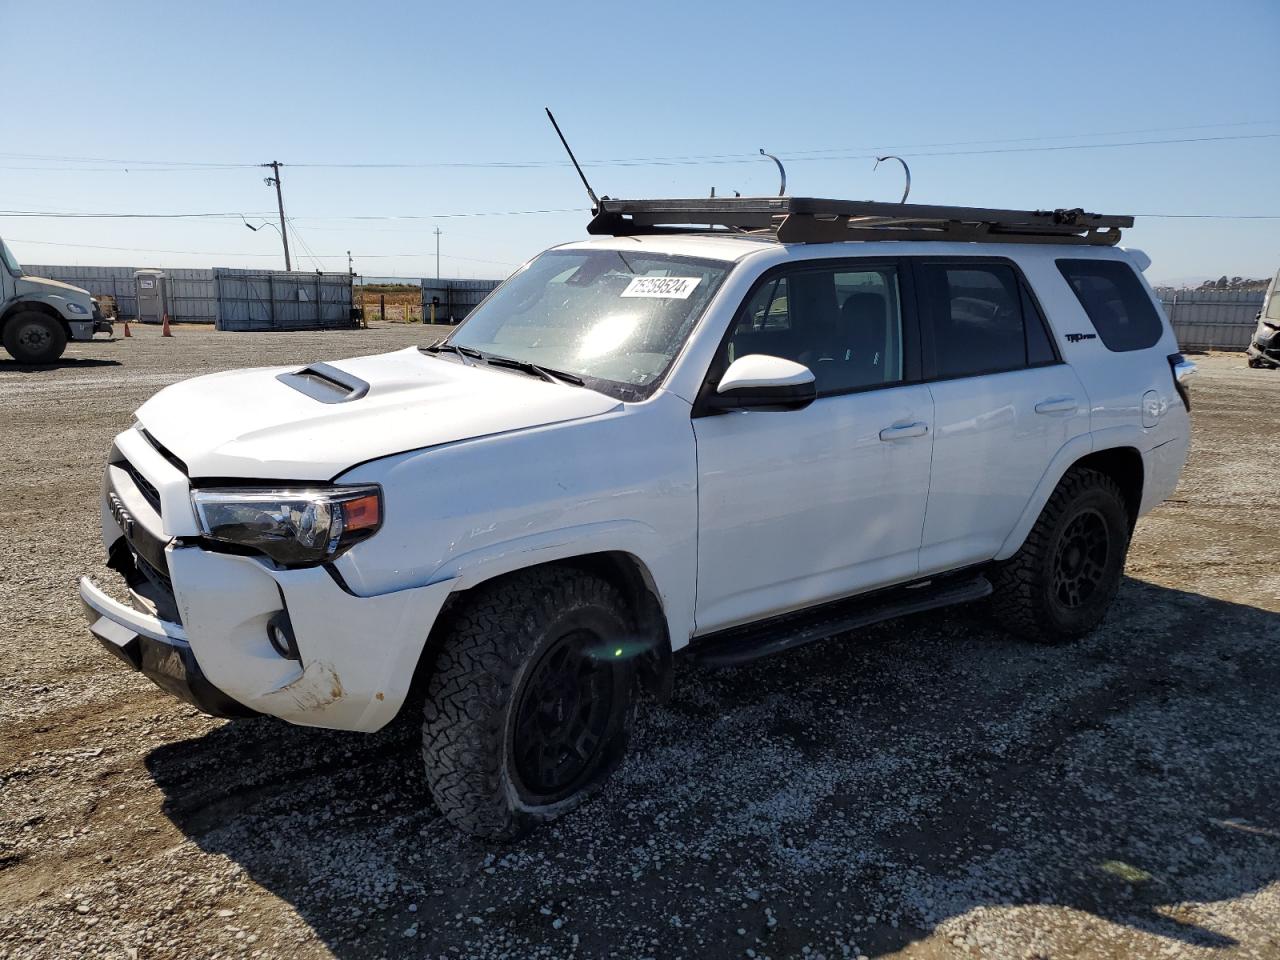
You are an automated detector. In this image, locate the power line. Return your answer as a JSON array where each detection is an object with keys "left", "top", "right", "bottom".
[
  {"left": 1, "top": 123, "right": 1276, "bottom": 173},
  {"left": 5, "top": 236, "right": 520, "bottom": 265},
  {"left": 0, "top": 207, "right": 584, "bottom": 221},
  {"left": 269, "top": 132, "right": 1280, "bottom": 169},
  {"left": 4, "top": 207, "right": 1279, "bottom": 227}
]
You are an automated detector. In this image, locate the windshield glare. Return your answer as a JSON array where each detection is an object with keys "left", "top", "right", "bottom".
[
  {"left": 447, "top": 248, "right": 730, "bottom": 398},
  {"left": 0, "top": 239, "right": 22, "bottom": 277}
]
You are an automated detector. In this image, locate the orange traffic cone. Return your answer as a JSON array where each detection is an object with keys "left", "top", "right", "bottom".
[
  {"left": 161, "top": 313, "right": 173, "bottom": 337},
  {"left": 123, "top": 320, "right": 131, "bottom": 338}
]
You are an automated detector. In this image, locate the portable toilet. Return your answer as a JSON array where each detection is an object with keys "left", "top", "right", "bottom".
[{"left": 133, "top": 269, "right": 168, "bottom": 324}]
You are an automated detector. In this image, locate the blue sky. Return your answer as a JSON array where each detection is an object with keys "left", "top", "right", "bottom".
[{"left": 3, "top": 0, "right": 1277, "bottom": 284}]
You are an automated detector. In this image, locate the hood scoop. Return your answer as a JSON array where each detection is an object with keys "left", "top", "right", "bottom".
[{"left": 276, "top": 362, "right": 370, "bottom": 404}]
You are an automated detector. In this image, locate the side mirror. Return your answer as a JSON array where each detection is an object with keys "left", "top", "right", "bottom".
[{"left": 707, "top": 354, "right": 816, "bottom": 410}]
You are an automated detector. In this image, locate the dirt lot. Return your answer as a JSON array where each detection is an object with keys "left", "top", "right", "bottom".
[{"left": 1, "top": 326, "right": 1278, "bottom": 960}]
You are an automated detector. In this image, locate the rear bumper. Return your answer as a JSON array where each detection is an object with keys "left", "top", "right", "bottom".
[{"left": 79, "top": 577, "right": 254, "bottom": 718}]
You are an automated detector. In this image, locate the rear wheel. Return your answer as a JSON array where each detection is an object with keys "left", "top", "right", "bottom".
[
  {"left": 3, "top": 311, "right": 67, "bottom": 364},
  {"left": 989, "top": 467, "right": 1131, "bottom": 643},
  {"left": 421, "top": 567, "right": 635, "bottom": 839}
]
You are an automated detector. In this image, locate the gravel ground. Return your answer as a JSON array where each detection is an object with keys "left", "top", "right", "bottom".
[{"left": 1, "top": 325, "right": 1278, "bottom": 960}]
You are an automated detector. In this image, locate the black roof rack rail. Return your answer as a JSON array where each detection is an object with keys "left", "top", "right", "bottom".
[{"left": 588, "top": 197, "right": 1133, "bottom": 246}]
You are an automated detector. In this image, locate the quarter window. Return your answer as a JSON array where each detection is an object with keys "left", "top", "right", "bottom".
[
  {"left": 1056, "top": 259, "right": 1163, "bottom": 352},
  {"left": 726, "top": 264, "right": 904, "bottom": 395},
  {"left": 917, "top": 262, "right": 1055, "bottom": 378}
]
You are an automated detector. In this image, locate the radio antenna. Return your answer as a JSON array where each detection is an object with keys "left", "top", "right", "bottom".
[{"left": 545, "top": 107, "right": 600, "bottom": 211}]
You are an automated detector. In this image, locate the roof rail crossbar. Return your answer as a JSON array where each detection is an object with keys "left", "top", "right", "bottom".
[{"left": 588, "top": 197, "right": 1133, "bottom": 246}]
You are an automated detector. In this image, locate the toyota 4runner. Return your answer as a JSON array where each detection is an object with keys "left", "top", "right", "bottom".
[{"left": 79, "top": 197, "right": 1194, "bottom": 838}]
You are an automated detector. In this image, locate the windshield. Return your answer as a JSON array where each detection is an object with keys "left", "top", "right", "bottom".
[
  {"left": 0, "top": 239, "right": 22, "bottom": 277},
  {"left": 445, "top": 248, "right": 731, "bottom": 400}
]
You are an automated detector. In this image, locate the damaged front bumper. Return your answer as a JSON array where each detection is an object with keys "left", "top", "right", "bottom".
[
  {"left": 84, "top": 426, "right": 459, "bottom": 732},
  {"left": 79, "top": 577, "right": 254, "bottom": 718},
  {"left": 1248, "top": 319, "right": 1280, "bottom": 366}
]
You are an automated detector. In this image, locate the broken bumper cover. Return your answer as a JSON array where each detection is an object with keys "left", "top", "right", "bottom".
[
  {"left": 81, "top": 545, "right": 457, "bottom": 733},
  {"left": 79, "top": 577, "right": 255, "bottom": 718}
]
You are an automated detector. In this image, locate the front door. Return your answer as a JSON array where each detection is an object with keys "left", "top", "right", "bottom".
[{"left": 693, "top": 260, "right": 934, "bottom": 634}]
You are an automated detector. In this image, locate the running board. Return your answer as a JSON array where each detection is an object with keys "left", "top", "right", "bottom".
[{"left": 687, "top": 574, "right": 992, "bottom": 667}]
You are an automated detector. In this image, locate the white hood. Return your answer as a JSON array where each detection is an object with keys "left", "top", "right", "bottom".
[{"left": 136, "top": 347, "right": 623, "bottom": 480}]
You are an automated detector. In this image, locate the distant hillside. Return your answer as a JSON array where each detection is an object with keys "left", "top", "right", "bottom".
[{"left": 1196, "top": 275, "right": 1270, "bottom": 291}]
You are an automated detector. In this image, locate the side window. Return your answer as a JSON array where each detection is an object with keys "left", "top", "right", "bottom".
[
  {"left": 1056, "top": 259, "right": 1164, "bottom": 352},
  {"left": 724, "top": 264, "right": 904, "bottom": 395},
  {"left": 918, "top": 262, "right": 1043, "bottom": 378}
]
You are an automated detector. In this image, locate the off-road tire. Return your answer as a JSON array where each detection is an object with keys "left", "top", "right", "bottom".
[
  {"left": 988, "top": 467, "right": 1131, "bottom": 643},
  {"left": 421, "top": 567, "right": 635, "bottom": 840},
  {"left": 3, "top": 311, "right": 67, "bottom": 364}
]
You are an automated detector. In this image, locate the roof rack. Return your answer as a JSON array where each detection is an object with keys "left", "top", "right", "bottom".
[{"left": 588, "top": 197, "right": 1133, "bottom": 246}]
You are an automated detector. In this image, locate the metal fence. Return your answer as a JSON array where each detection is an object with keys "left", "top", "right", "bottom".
[
  {"left": 22, "top": 263, "right": 355, "bottom": 330},
  {"left": 421, "top": 279, "right": 502, "bottom": 322},
  {"left": 214, "top": 269, "right": 355, "bottom": 331},
  {"left": 22, "top": 265, "right": 218, "bottom": 323},
  {"left": 1156, "top": 288, "right": 1264, "bottom": 351}
]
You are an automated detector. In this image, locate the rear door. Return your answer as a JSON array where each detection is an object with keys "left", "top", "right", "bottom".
[
  {"left": 692, "top": 259, "right": 934, "bottom": 633},
  {"left": 914, "top": 258, "right": 1090, "bottom": 574}
]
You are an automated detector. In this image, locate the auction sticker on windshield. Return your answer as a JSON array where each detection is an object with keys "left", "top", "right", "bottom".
[{"left": 620, "top": 276, "right": 702, "bottom": 299}]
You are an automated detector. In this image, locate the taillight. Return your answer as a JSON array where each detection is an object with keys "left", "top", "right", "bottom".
[{"left": 1167, "top": 353, "right": 1195, "bottom": 412}]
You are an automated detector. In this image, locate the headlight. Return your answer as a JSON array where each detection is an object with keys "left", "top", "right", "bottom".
[
  {"left": 66, "top": 302, "right": 88, "bottom": 315},
  {"left": 191, "top": 485, "right": 382, "bottom": 566}
]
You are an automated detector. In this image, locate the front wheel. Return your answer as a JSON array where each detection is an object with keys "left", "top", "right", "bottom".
[
  {"left": 988, "top": 467, "right": 1131, "bottom": 643},
  {"left": 421, "top": 567, "right": 635, "bottom": 839},
  {"left": 3, "top": 311, "right": 67, "bottom": 364}
]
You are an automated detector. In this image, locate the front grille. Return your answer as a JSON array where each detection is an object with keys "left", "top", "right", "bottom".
[
  {"left": 105, "top": 537, "right": 181, "bottom": 624},
  {"left": 134, "top": 548, "right": 174, "bottom": 596},
  {"left": 121, "top": 459, "right": 162, "bottom": 515}
]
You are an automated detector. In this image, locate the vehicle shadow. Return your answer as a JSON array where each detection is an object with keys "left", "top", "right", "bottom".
[
  {"left": 0, "top": 357, "right": 121, "bottom": 372},
  {"left": 145, "top": 577, "right": 1280, "bottom": 958}
]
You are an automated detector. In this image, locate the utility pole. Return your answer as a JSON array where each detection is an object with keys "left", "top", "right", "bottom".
[
  {"left": 262, "top": 161, "right": 292, "bottom": 272},
  {"left": 433, "top": 227, "right": 442, "bottom": 285}
]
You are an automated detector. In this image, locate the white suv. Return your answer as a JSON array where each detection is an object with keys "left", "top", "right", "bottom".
[{"left": 79, "top": 198, "right": 1194, "bottom": 838}]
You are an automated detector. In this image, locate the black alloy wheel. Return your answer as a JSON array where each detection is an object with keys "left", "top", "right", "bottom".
[
  {"left": 1051, "top": 508, "right": 1111, "bottom": 610},
  {"left": 512, "top": 627, "right": 618, "bottom": 802}
]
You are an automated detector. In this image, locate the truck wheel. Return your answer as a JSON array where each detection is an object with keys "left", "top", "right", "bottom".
[
  {"left": 3, "top": 311, "right": 67, "bottom": 364},
  {"left": 421, "top": 567, "right": 635, "bottom": 839},
  {"left": 988, "top": 467, "right": 1130, "bottom": 643}
]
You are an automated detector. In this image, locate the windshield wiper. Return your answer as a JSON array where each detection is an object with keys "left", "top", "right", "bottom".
[
  {"left": 420, "top": 341, "right": 482, "bottom": 366},
  {"left": 482, "top": 354, "right": 585, "bottom": 386}
]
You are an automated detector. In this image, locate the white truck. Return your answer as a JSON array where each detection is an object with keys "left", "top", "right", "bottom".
[
  {"left": 1, "top": 237, "right": 112, "bottom": 363},
  {"left": 79, "top": 197, "right": 1194, "bottom": 838}
]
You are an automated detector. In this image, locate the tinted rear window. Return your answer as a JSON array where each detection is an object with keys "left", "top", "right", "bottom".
[
  {"left": 1057, "top": 259, "right": 1163, "bottom": 352},
  {"left": 916, "top": 262, "right": 1056, "bottom": 379}
]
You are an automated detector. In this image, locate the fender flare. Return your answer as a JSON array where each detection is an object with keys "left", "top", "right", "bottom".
[
  {"left": 424, "top": 519, "right": 689, "bottom": 651},
  {"left": 994, "top": 427, "right": 1147, "bottom": 561}
]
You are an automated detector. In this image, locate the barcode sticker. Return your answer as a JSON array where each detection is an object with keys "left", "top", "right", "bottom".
[{"left": 620, "top": 276, "right": 702, "bottom": 299}]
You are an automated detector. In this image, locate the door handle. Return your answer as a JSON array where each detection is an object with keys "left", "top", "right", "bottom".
[
  {"left": 879, "top": 421, "right": 929, "bottom": 441},
  {"left": 1034, "top": 396, "right": 1078, "bottom": 416}
]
